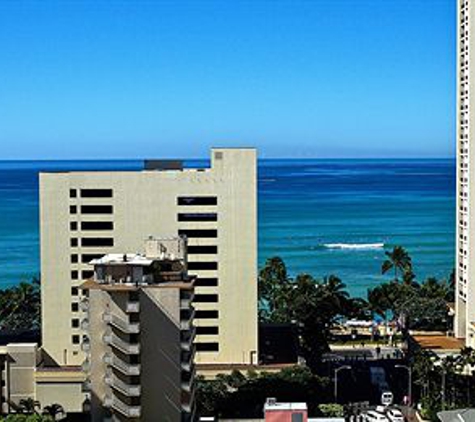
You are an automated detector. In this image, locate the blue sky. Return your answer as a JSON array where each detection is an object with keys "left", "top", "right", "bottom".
[{"left": 0, "top": 0, "right": 455, "bottom": 159}]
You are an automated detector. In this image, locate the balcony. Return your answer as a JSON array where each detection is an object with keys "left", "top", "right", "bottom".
[
  {"left": 103, "top": 353, "right": 141, "bottom": 376},
  {"left": 80, "top": 298, "right": 89, "bottom": 312},
  {"left": 104, "top": 396, "right": 141, "bottom": 418},
  {"left": 103, "top": 333, "right": 140, "bottom": 355},
  {"left": 126, "top": 301, "right": 140, "bottom": 313},
  {"left": 181, "top": 326, "right": 196, "bottom": 351},
  {"left": 180, "top": 309, "right": 195, "bottom": 331},
  {"left": 81, "top": 318, "right": 89, "bottom": 331},
  {"left": 105, "top": 374, "right": 141, "bottom": 397},
  {"left": 103, "top": 313, "right": 140, "bottom": 334},
  {"left": 81, "top": 339, "right": 91, "bottom": 353}
]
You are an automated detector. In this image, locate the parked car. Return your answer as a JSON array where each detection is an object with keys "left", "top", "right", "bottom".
[
  {"left": 386, "top": 408, "right": 404, "bottom": 422},
  {"left": 366, "top": 410, "right": 390, "bottom": 422}
]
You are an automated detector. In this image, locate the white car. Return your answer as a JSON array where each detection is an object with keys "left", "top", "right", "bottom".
[
  {"left": 366, "top": 411, "right": 390, "bottom": 422},
  {"left": 386, "top": 409, "right": 404, "bottom": 422}
]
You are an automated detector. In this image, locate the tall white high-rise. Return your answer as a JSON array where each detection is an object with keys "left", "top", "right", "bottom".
[{"left": 456, "top": 0, "right": 474, "bottom": 345}]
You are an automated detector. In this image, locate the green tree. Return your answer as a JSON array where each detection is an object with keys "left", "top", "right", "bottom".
[
  {"left": 258, "top": 257, "right": 291, "bottom": 322},
  {"left": 381, "top": 246, "right": 412, "bottom": 283}
]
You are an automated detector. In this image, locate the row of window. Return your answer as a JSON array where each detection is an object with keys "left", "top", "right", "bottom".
[
  {"left": 188, "top": 261, "right": 218, "bottom": 271},
  {"left": 188, "top": 245, "right": 217, "bottom": 254},
  {"left": 71, "top": 254, "right": 105, "bottom": 264},
  {"left": 195, "top": 342, "right": 219, "bottom": 352},
  {"left": 70, "top": 205, "right": 113, "bottom": 214},
  {"left": 71, "top": 221, "right": 114, "bottom": 231},
  {"left": 71, "top": 238, "right": 114, "bottom": 247},
  {"left": 178, "top": 213, "right": 217, "bottom": 222},
  {"left": 196, "top": 326, "right": 218, "bottom": 335},
  {"left": 70, "top": 189, "right": 113, "bottom": 198},
  {"left": 178, "top": 229, "right": 217, "bottom": 238},
  {"left": 178, "top": 196, "right": 217, "bottom": 206},
  {"left": 194, "top": 294, "right": 218, "bottom": 303},
  {"left": 71, "top": 270, "right": 94, "bottom": 280}
]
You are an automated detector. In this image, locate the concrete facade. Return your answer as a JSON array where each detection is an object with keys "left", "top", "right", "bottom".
[
  {"left": 456, "top": 0, "right": 475, "bottom": 346},
  {"left": 81, "top": 239, "right": 195, "bottom": 421},
  {"left": 40, "top": 148, "right": 258, "bottom": 367}
]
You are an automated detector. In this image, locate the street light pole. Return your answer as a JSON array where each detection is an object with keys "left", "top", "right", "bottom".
[
  {"left": 334, "top": 365, "right": 351, "bottom": 403},
  {"left": 395, "top": 365, "right": 412, "bottom": 407}
]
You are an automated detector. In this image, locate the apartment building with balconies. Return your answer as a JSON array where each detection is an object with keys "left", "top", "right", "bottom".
[
  {"left": 81, "top": 237, "right": 196, "bottom": 421},
  {"left": 40, "top": 148, "right": 258, "bottom": 368},
  {"left": 455, "top": 0, "right": 475, "bottom": 346}
]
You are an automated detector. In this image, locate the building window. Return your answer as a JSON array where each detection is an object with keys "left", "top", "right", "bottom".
[
  {"left": 82, "top": 270, "right": 94, "bottom": 280},
  {"left": 81, "top": 221, "right": 114, "bottom": 231},
  {"left": 71, "top": 254, "right": 78, "bottom": 264},
  {"left": 194, "top": 294, "right": 219, "bottom": 303},
  {"left": 195, "top": 342, "right": 219, "bottom": 352},
  {"left": 177, "top": 196, "right": 217, "bottom": 206},
  {"left": 188, "top": 262, "right": 218, "bottom": 271},
  {"left": 196, "top": 326, "right": 219, "bottom": 335},
  {"left": 178, "top": 213, "right": 218, "bottom": 222},
  {"left": 71, "top": 303, "right": 79, "bottom": 312},
  {"left": 81, "top": 254, "right": 104, "bottom": 264},
  {"left": 70, "top": 221, "right": 78, "bottom": 230},
  {"left": 72, "top": 335, "right": 80, "bottom": 344},
  {"left": 80, "top": 205, "right": 113, "bottom": 214},
  {"left": 70, "top": 189, "right": 77, "bottom": 198},
  {"left": 70, "top": 238, "right": 78, "bottom": 247},
  {"left": 71, "top": 287, "right": 79, "bottom": 296},
  {"left": 194, "top": 278, "right": 218, "bottom": 287},
  {"left": 187, "top": 245, "right": 218, "bottom": 254},
  {"left": 178, "top": 229, "right": 217, "bottom": 238},
  {"left": 81, "top": 238, "right": 114, "bottom": 247},
  {"left": 71, "top": 271, "right": 78, "bottom": 280},
  {"left": 80, "top": 189, "right": 113, "bottom": 198},
  {"left": 291, "top": 413, "right": 304, "bottom": 422},
  {"left": 70, "top": 205, "right": 77, "bottom": 214},
  {"left": 71, "top": 319, "right": 79, "bottom": 328},
  {"left": 195, "top": 310, "right": 218, "bottom": 319}
]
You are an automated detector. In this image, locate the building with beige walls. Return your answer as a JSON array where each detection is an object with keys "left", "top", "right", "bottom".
[
  {"left": 81, "top": 237, "right": 195, "bottom": 421},
  {"left": 40, "top": 148, "right": 258, "bottom": 367},
  {"left": 456, "top": 0, "right": 475, "bottom": 346}
]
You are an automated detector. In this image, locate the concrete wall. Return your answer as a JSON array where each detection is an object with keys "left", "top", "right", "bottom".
[
  {"left": 140, "top": 288, "right": 182, "bottom": 421},
  {"left": 40, "top": 148, "right": 258, "bottom": 366}
]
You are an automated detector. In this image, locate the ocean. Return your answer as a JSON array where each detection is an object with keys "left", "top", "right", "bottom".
[{"left": 0, "top": 159, "right": 455, "bottom": 297}]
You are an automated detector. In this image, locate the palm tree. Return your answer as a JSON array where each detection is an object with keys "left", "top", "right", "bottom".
[
  {"left": 19, "top": 397, "right": 41, "bottom": 414},
  {"left": 382, "top": 246, "right": 412, "bottom": 283},
  {"left": 42, "top": 403, "right": 65, "bottom": 420}
]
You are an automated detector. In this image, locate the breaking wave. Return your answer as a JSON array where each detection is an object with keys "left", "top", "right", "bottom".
[{"left": 323, "top": 243, "right": 385, "bottom": 250}]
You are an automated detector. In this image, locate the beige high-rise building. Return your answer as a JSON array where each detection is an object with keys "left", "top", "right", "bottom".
[
  {"left": 456, "top": 0, "right": 475, "bottom": 345},
  {"left": 40, "top": 148, "right": 258, "bottom": 367}
]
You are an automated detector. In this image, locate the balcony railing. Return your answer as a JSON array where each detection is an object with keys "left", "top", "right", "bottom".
[
  {"left": 104, "top": 396, "right": 141, "bottom": 418},
  {"left": 103, "top": 313, "right": 140, "bottom": 334},
  {"left": 105, "top": 374, "right": 141, "bottom": 397},
  {"left": 103, "top": 353, "right": 141, "bottom": 376},
  {"left": 103, "top": 333, "right": 140, "bottom": 355},
  {"left": 180, "top": 309, "right": 195, "bottom": 331}
]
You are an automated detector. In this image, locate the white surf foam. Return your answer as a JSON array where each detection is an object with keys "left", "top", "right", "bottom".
[{"left": 323, "top": 243, "right": 385, "bottom": 250}]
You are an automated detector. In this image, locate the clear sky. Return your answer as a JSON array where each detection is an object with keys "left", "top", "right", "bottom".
[{"left": 0, "top": 0, "right": 455, "bottom": 159}]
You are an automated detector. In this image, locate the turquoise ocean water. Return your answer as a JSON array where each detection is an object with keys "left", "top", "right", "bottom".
[{"left": 0, "top": 159, "right": 455, "bottom": 297}]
